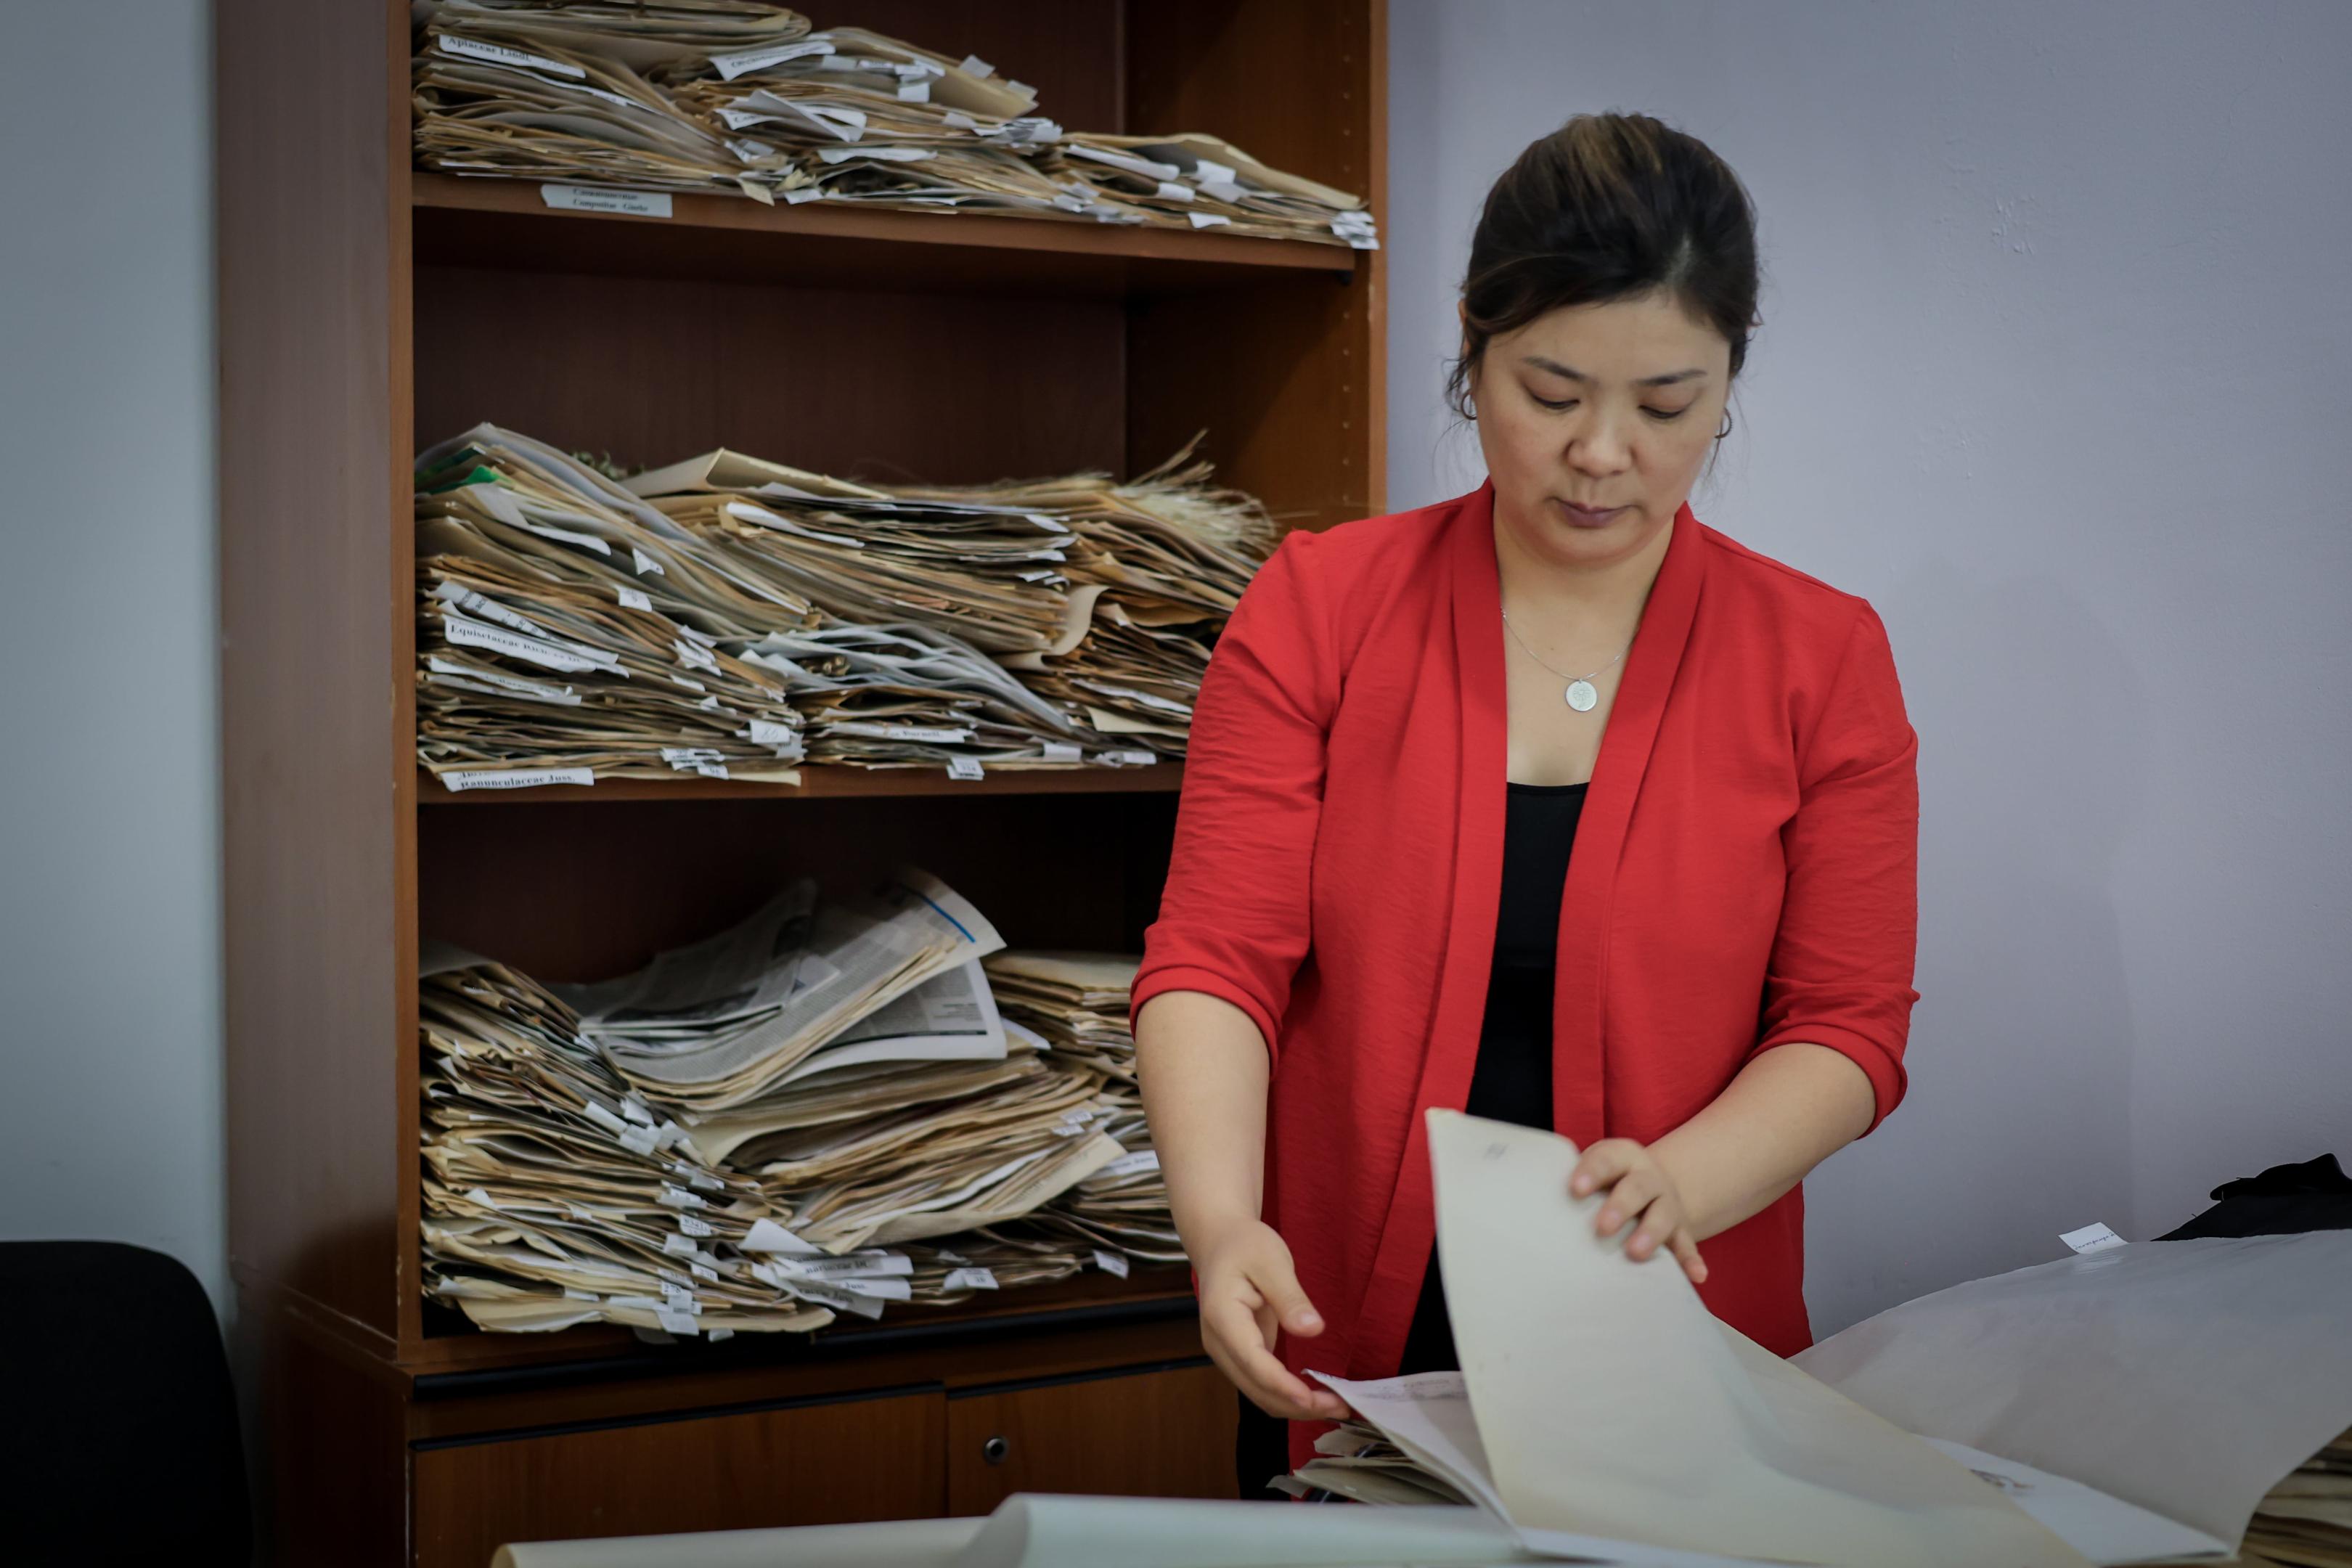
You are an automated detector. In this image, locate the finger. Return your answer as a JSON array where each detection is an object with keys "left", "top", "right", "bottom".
[
  {"left": 1233, "top": 1336, "right": 1348, "bottom": 1420},
  {"left": 1596, "top": 1170, "right": 1657, "bottom": 1238},
  {"left": 1570, "top": 1140, "right": 1638, "bottom": 1199},
  {"left": 1625, "top": 1191, "right": 1679, "bottom": 1259},
  {"left": 1670, "top": 1229, "right": 1710, "bottom": 1285},
  {"left": 1254, "top": 1258, "right": 1327, "bottom": 1339},
  {"left": 1207, "top": 1294, "right": 1345, "bottom": 1421}
]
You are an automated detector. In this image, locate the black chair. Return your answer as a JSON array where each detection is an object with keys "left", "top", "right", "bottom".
[{"left": 0, "top": 1241, "right": 251, "bottom": 1564}]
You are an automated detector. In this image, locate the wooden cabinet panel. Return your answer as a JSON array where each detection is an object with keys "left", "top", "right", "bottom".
[
  {"left": 414, "top": 1391, "right": 946, "bottom": 1568},
  {"left": 947, "top": 1363, "right": 1238, "bottom": 1516}
]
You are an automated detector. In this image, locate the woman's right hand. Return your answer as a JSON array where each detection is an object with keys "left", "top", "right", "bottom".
[{"left": 1193, "top": 1216, "right": 1352, "bottom": 1422}]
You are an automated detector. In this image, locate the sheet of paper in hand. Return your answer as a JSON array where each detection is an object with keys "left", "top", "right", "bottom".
[{"left": 1312, "top": 1108, "right": 2095, "bottom": 1567}]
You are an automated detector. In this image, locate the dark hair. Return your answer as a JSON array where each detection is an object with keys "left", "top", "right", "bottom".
[{"left": 1447, "top": 113, "right": 1762, "bottom": 441}]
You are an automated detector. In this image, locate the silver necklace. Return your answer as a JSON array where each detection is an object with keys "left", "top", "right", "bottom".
[{"left": 1500, "top": 608, "right": 1626, "bottom": 713}]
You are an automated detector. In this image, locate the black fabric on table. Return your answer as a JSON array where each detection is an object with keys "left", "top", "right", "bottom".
[{"left": 2155, "top": 1151, "right": 2352, "bottom": 1241}]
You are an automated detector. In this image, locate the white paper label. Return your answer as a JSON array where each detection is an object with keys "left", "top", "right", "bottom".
[
  {"left": 441, "top": 613, "right": 610, "bottom": 674},
  {"left": 677, "top": 1213, "right": 714, "bottom": 1238},
  {"left": 620, "top": 1097, "right": 654, "bottom": 1126},
  {"left": 706, "top": 1327, "right": 735, "bottom": 1342},
  {"left": 817, "top": 721, "right": 954, "bottom": 743},
  {"left": 617, "top": 585, "right": 652, "bottom": 611},
  {"left": 658, "top": 1185, "right": 707, "bottom": 1210},
  {"left": 654, "top": 1307, "right": 699, "bottom": 1334},
  {"left": 896, "top": 78, "right": 930, "bottom": 102},
  {"left": 1154, "top": 181, "right": 1196, "bottom": 202},
  {"left": 947, "top": 756, "right": 984, "bottom": 780},
  {"left": 709, "top": 38, "right": 835, "bottom": 79},
  {"left": 425, "top": 656, "right": 581, "bottom": 706},
  {"left": 440, "top": 767, "right": 595, "bottom": 792},
  {"left": 618, "top": 1124, "right": 660, "bottom": 1156},
  {"left": 1193, "top": 159, "right": 1237, "bottom": 185},
  {"left": 783, "top": 1279, "right": 884, "bottom": 1318},
  {"left": 674, "top": 639, "right": 719, "bottom": 673},
  {"left": 539, "top": 184, "right": 671, "bottom": 218},
  {"left": 632, "top": 546, "right": 666, "bottom": 576},
  {"left": 958, "top": 54, "right": 994, "bottom": 78},
  {"left": 661, "top": 1232, "right": 697, "bottom": 1258},
  {"left": 783, "top": 185, "right": 822, "bottom": 204},
  {"left": 439, "top": 34, "right": 585, "bottom": 79},
  {"left": 2059, "top": 1220, "right": 2128, "bottom": 1254},
  {"left": 433, "top": 581, "right": 545, "bottom": 637},
  {"left": 817, "top": 144, "right": 933, "bottom": 164},
  {"left": 747, "top": 719, "right": 796, "bottom": 747},
  {"left": 1093, "top": 1249, "right": 1130, "bottom": 1278},
  {"left": 581, "top": 1101, "right": 626, "bottom": 1135},
  {"left": 743, "top": 1217, "right": 822, "bottom": 1256},
  {"left": 1099, "top": 1148, "right": 1161, "bottom": 1180},
  {"left": 690, "top": 1261, "right": 717, "bottom": 1282},
  {"left": 935, "top": 1249, "right": 969, "bottom": 1265},
  {"left": 944, "top": 1267, "right": 1000, "bottom": 1291},
  {"left": 1188, "top": 211, "right": 1232, "bottom": 229},
  {"left": 835, "top": 1276, "right": 912, "bottom": 1301},
  {"left": 1041, "top": 741, "right": 1082, "bottom": 762}
]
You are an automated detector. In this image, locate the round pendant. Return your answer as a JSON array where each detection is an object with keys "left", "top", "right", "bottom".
[{"left": 1565, "top": 679, "right": 1598, "bottom": 712}]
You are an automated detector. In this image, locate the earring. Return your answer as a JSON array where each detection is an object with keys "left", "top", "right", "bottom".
[{"left": 1715, "top": 409, "right": 1733, "bottom": 441}]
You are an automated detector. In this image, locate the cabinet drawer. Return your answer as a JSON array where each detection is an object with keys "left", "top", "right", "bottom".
[
  {"left": 947, "top": 1360, "right": 1237, "bottom": 1516},
  {"left": 414, "top": 1389, "right": 945, "bottom": 1568}
]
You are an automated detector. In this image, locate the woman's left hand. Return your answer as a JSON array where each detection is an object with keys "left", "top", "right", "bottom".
[{"left": 1569, "top": 1139, "right": 1710, "bottom": 1286}]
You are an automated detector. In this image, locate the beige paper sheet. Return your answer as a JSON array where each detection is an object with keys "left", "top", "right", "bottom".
[{"left": 1425, "top": 1108, "right": 2091, "bottom": 1567}]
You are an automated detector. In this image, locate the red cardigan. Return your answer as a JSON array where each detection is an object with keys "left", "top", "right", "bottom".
[{"left": 1131, "top": 478, "right": 1921, "bottom": 1468}]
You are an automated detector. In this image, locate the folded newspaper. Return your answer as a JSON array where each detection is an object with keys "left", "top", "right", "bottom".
[
  {"left": 1283, "top": 1110, "right": 2352, "bottom": 1567},
  {"left": 560, "top": 867, "right": 1003, "bottom": 1111}
]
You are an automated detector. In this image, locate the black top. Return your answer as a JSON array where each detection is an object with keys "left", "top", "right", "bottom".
[{"left": 1396, "top": 778, "right": 1588, "bottom": 1374}]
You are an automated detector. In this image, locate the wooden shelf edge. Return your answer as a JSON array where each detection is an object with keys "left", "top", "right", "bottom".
[
  {"left": 399, "top": 1269, "right": 1199, "bottom": 1384},
  {"left": 417, "top": 763, "right": 1185, "bottom": 803},
  {"left": 413, "top": 171, "right": 1356, "bottom": 278}
]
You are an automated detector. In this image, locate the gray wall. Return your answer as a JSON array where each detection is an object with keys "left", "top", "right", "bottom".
[
  {"left": 0, "top": 1, "right": 223, "bottom": 1313},
  {"left": 1388, "top": 0, "right": 2352, "bottom": 1334}
]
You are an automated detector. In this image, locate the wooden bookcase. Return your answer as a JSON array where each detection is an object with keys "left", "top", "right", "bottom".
[{"left": 216, "top": 2, "right": 1384, "bottom": 1562}]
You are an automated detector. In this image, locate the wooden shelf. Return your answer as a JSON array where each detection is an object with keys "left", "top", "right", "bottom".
[
  {"left": 414, "top": 172, "right": 1357, "bottom": 297},
  {"left": 405, "top": 1267, "right": 1198, "bottom": 1384},
  {"left": 221, "top": 2, "right": 1380, "bottom": 1557},
  {"left": 417, "top": 762, "right": 1185, "bottom": 803}
]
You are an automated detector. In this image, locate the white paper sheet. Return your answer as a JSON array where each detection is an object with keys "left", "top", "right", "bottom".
[
  {"left": 949, "top": 1494, "right": 1535, "bottom": 1568},
  {"left": 1913, "top": 1440, "right": 2230, "bottom": 1564},
  {"left": 1420, "top": 1108, "right": 2091, "bottom": 1567},
  {"left": 1792, "top": 1230, "right": 2352, "bottom": 1551}
]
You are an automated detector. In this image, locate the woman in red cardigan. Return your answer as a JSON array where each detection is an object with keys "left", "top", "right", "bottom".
[{"left": 1132, "top": 111, "right": 1922, "bottom": 1493}]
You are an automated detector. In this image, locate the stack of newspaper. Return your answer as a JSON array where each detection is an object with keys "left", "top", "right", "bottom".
[
  {"left": 633, "top": 436, "right": 1276, "bottom": 761},
  {"left": 420, "top": 870, "right": 1164, "bottom": 1339},
  {"left": 557, "top": 870, "right": 1134, "bottom": 1256},
  {"left": 984, "top": 952, "right": 1181, "bottom": 1266},
  {"left": 412, "top": 1, "right": 806, "bottom": 200},
  {"left": 420, "top": 949, "right": 841, "bottom": 1335},
  {"left": 2238, "top": 1428, "right": 2352, "bottom": 1567},
  {"left": 409, "top": 3, "right": 1378, "bottom": 250},
  {"left": 415, "top": 424, "right": 1275, "bottom": 788}
]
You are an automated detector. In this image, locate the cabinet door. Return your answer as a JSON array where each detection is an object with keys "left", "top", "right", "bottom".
[
  {"left": 414, "top": 1389, "right": 945, "bottom": 1568},
  {"left": 947, "top": 1361, "right": 1238, "bottom": 1516}
]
